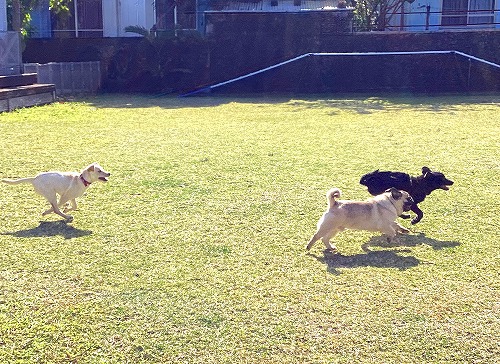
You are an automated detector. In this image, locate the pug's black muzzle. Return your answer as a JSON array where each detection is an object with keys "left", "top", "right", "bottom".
[{"left": 403, "top": 196, "right": 414, "bottom": 211}]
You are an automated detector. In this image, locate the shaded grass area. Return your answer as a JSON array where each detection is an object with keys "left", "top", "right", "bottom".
[{"left": 0, "top": 94, "right": 498, "bottom": 363}]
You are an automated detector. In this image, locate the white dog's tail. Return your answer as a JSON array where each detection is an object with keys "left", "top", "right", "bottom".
[
  {"left": 1, "top": 177, "right": 35, "bottom": 185},
  {"left": 326, "top": 188, "right": 342, "bottom": 209}
]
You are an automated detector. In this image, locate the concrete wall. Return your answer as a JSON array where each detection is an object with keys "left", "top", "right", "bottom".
[
  {"left": 23, "top": 30, "right": 500, "bottom": 93},
  {"left": 24, "top": 62, "right": 101, "bottom": 94},
  {"left": 207, "top": 30, "right": 500, "bottom": 92}
]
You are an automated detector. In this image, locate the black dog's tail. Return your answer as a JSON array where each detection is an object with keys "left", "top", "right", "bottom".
[{"left": 326, "top": 188, "right": 342, "bottom": 209}]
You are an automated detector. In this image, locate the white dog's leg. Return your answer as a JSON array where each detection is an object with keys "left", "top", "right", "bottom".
[
  {"left": 40, "top": 192, "right": 73, "bottom": 221},
  {"left": 54, "top": 194, "right": 75, "bottom": 221},
  {"left": 63, "top": 199, "right": 78, "bottom": 212},
  {"left": 41, "top": 192, "right": 58, "bottom": 216},
  {"left": 42, "top": 207, "right": 54, "bottom": 215},
  {"left": 51, "top": 203, "right": 73, "bottom": 221}
]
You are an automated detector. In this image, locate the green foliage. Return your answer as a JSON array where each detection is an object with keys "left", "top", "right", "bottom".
[
  {"left": 6, "top": 0, "right": 70, "bottom": 35},
  {"left": 49, "top": 0, "right": 70, "bottom": 14},
  {"left": 125, "top": 25, "right": 151, "bottom": 38},
  {"left": 0, "top": 94, "right": 498, "bottom": 363},
  {"left": 353, "top": 0, "right": 382, "bottom": 31},
  {"left": 352, "top": 0, "right": 405, "bottom": 31}
]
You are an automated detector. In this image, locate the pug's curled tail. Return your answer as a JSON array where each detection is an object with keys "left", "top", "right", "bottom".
[{"left": 326, "top": 188, "right": 341, "bottom": 209}]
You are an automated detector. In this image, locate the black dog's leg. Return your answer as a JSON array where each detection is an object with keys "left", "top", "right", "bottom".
[
  {"left": 410, "top": 205, "right": 424, "bottom": 224},
  {"left": 399, "top": 213, "right": 411, "bottom": 219}
]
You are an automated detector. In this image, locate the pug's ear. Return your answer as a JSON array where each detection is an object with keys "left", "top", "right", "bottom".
[{"left": 388, "top": 187, "right": 402, "bottom": 200}]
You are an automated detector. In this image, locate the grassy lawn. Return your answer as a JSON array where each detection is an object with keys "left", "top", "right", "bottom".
[{"left": 0, "top": 94, "right": 498, "bottom": 363}]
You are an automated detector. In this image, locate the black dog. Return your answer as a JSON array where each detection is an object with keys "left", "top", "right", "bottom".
[{"left": 360, "top": 167, "right": 454, "bottom": 224}]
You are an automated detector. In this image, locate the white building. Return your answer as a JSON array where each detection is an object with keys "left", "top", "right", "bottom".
[
  {"left": 29, "top": 0, "right": 156, "bottom": 38},
  {"left": 383, "top": 0, "right": 499, "bottom": 31},
  {"left": 1, "top": 0, "right": 499, "bottom": 37}
]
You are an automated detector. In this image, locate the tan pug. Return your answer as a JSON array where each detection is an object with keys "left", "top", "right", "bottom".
[
  {"left": 2, "top": 163, "right": 110, "bottom": 222},
  {"left": 306, "top": 187, "right": 413, "bottom": 252}
]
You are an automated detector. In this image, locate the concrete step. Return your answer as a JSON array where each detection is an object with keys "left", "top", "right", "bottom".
[
  {"left": 0, "top": 83, "right": 56, "bottom": 112},
  {"left": 0, "top": 73, "right": 38, "bottom": 88}
]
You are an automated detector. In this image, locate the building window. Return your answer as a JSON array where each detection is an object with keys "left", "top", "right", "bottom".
[
  {"left": 52, "top": 0, "right": 103, "bottom": 37},
  {"left": 156, "top": 0, "right": 197, "bottom": 31},
  {"left": 441, "top": 0, "right": 495, "bottom": 26}
]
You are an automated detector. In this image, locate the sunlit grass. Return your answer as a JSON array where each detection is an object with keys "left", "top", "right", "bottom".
[{"left": 0, "top": 94, "right": 498, "bottom": 363}]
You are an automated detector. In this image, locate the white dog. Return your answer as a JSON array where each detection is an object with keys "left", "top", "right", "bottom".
[
  {"left": 307, "top": 187, "right": 413, "bottom": 252},
  {"left": 2, "top": 163, "right": 110, "bottom": 222}
]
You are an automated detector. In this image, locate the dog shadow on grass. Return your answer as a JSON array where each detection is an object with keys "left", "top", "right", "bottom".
[
  {"left": 2, "top": 221, "right": 92, "bottom": 240},
  {"left": 309, "top": 233, "right": 459, "bottom": 275},
  {"left": 309, "top": 249, "right": 420, "bottom": 275},
  {"left": 363, "top": 232, "right": 461, "bottom": 251}
]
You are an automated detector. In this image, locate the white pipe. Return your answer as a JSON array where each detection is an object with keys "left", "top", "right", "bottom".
[
  {"left": 74, "top": 0, "right": 79, "bottom": 37},
  {"left": 453, "top": 51, "right": 500, "bottom": 69},
  {"left": 174, "top": 5, "right": 178, "bottom": 36},
  {"left": 181, "top": 50, "right": 500, "bottom": 96},
  {"left": 207, "top": 53, "right": 312, "bottom": 90},
  {"left": 310, "top": 51, "right": 454, "bottom": 56}
]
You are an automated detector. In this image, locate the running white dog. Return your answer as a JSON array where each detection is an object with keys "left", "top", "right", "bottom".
[{"left": 2, "top": 163, "right": 110, "bottom": 222}]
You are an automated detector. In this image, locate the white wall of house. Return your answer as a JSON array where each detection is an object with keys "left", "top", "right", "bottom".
[
  {"left": 103, "top": 0, "right": 156, "bottom": 37},
  {"left": 388, "top": 0, "right": 499, "bottom": 31},
  {"left": 0, "top": 0, "right": 7, "bottom": 31},
  {"left": 403, "top": 1, "right": 441, "bottom": 31},
  {"left": 495, "top": 0, "right": 500, "bottom": 27},
  {"left": 102, "top": 1, "right": 119, "bottom": 37}
]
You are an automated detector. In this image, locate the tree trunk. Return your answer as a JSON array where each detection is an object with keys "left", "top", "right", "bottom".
[{"left": 12, "top": 0, "right": 21, "bottom": 31}]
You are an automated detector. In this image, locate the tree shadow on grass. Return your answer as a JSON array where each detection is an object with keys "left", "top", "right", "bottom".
[
  {"left": 309, "top": 233, "right": 459, "bottom": 275},
  {"left": 2, "top": 221, "right": 92, "bottom": 240}
]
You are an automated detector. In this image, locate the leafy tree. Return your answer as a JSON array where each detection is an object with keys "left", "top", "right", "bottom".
[
  {"left": 351, "top": 0, "right": 407, "bottom": 31},
  {"left": 7, "top": 0, "right": 70, "bottom": 36}
]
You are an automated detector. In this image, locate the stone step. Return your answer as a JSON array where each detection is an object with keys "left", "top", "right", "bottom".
[
  {"left": 0, "top": 73, "right": 38, "bottom": 88},
  {"left": 0, "top": 83, "right": 56, "bottom": 112}
]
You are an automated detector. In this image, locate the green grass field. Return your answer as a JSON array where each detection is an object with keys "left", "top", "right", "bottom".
[{"left": 0, "top": 94, "right": 498, "bottom": 363}]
